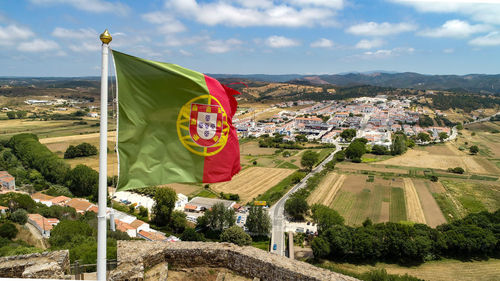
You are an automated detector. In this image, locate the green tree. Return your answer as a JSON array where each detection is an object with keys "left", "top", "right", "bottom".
[
  {"left": 417, "top": 132, "right": 431, "bottom": 142},
  {"left": 340, "top": 129, "right": 356, "bottom": 141},
  {"left": 311, "top": 204, "right": 344, "bottom": 234},
  {"left": 311, "top": 237, "right": 330, "bottom": 258},
  {"left": 245, "top": 205, "right": 271, "bottom": 236},
  {"left": 66, "top": 164, "right": 98, "bottom": 198},
  {"left": 334, "top": 151, "right": 345, "bottom": 162},
  {"left": 220, "top": 225, "right": 252, "bottom": 246},
  {"left": 301, "top": 150, "right": 319, "bottom": 171},
  {"left": 138, "top": 206, "right": 148, "bottom": 219},
  {"left": 295, "top": 134, "right": 308, "bottom": 142},
  {"left": 284, "top": 195, "right": 308, "bottom": 220},
  {"left": 15, "top": 111, "right": 27, "bottom": 119},
  {"left": 6, "top": 111, "right": 16, "bottom": 119},
  {"left": 10, "top": 209, "right": 28, "bottom": 224},
  {"left": 196, "top": 202, "right": 235, "bottom": 232},
  {"left": 469, "top": 145, "right": 479, "bottom": 155},
  {"left": 170, "top": 210, "right": 187, "bottom": 233},
  {"left": 180, "top": 228, "right": 205, "bottom": 241},
  {"left": 391, "top": 134, "right": 408, "bottom": 155},
  {"left": 49, "top": 220, "right": 93, "bottom": 247},
  {"left": 345, "top": 140, "right": 366, "bottom": 160},
  {"left": 151, "top": 187, "right": 177, "bottom": 227},
  {"left": 0, "top": 222, "right": 18, "bottom": 239},
  {"left": 439, "top": 132, "right": 449, "bottom": 141},
  {"left": 371, "top": 145, "right": 388, "bottom": 155}
]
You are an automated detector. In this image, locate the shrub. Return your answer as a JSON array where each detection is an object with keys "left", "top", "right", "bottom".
[
  {"left": 220, "top": 225, "right": 252, "bottom": 246},
  {"left": 11, "top": 209, "right": 28, "bottom": 224},
  {"left": 0, "top": 222, "right": 18, "bottom": 239}
]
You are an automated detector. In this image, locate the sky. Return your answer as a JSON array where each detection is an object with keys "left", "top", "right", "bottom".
[{"left": 1, "top": 0, "right": 500, "bottom": 76}]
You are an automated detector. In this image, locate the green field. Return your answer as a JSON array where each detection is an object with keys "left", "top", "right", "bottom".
[
  {"left": 389, "top": 187, "right": 407, "bottom": 223},
  {"left": 439, "top": 180, "right": 500, "bottom": 216}
]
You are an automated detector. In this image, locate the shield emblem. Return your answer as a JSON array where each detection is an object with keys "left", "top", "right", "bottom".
[{"left": 189, "top": 103, "right": 224, "bottom": 147}]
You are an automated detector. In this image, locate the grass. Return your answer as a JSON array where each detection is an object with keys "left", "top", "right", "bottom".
[
  {"left": 193, "top": 189, "right": 218, "bottom": 199},
  {"left": 255, "top": 171, "right": 301, "bottom": 206},
  {"left": 389, "top": 187, "right": 407, "bottom": 223},
  {"left": 251, "top": 236, "right": 270, "bottom": 251},
  {"left": 469, "top": 174, "right": 498, "bottom": 181},
  {"left": 330, "top": 191, "right": 357, "bottom": 222},
  {"left": 276, "top": 161, "right": 299, "bottom": 169},
  {"left": 432, "top": 193, "right": 462, "bottom": 222},
  {"left": 315, "top": 148, "right": 335, "bottom": 166},
  {"left": 317, "top": 258, "right": 500, "bottom": 281}
]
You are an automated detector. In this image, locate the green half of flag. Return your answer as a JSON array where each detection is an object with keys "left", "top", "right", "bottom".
[{"left": 112, "top": 50, "right": 241, "bottom": 191}]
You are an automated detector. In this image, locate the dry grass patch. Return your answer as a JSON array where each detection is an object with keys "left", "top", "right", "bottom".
[
  {"left": 308, "top": 173, "right": 346, "bottom": 206},
  {"left": 412, "top": 179, "right": 446, "bottom": 227},
  {"left": 402, "top": 178, "right": 426, "bottom": 224},
  {"left": 211, "top": 167, "right": 294, "bottom": 204}
]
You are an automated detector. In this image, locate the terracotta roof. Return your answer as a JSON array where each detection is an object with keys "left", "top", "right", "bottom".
[
  {"left": 50, "top": 196, "right": 71, "bottom": 204},
  {"left": 232, "top": 203, "right": 241, "bottom": 210},
  {"left": 65, "top": 198, "right": 93, "bottom": 213},
  {"left": 184, "top": 204, "right": 197, "bottom": 210},
  {"left": 0, "top": 206, "right": 8, "bottom": 210},
  {"left": 0, "top": 176, "right": 14, "bottom": 182},
  {"left": 0, "top": 171, "right": 9, "bottom": 176},
  {"left": 130, "top": 219, "right": 146, "bottom": 229},
  {"left": 31, "top": 192, "right": 55, "bottom": 202},
  {"left": 88, "top": 205, "right": 98, "bottom": 213},
  {"left": 28, "top": 213, "right": 59, "bottom": 231},
  {"left": 115, "top": 219, "right": 134, "bottom": 232},
  {"left": 138, "top": 230, "right": 167, "bottom": 241}
]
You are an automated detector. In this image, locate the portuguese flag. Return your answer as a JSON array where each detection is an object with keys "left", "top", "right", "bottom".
[{"left": 112, "top": 51, "right": 241, "bottom": 191}]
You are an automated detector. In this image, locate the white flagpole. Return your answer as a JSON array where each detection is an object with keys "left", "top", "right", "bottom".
[{"left": 97, "top": 29, "right": 112, "bottom": 281}]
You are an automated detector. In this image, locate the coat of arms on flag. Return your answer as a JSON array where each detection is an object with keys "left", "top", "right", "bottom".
[{"left": 189, "top": 103, "right": 224, "bottom": 147}]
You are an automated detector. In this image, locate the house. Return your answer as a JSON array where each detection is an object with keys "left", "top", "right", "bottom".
[
  {"left": 138, "top": 230, "right": 168, "bottom": 242},
  {"left": 0, "top": 171, "right": 15, "bottom": 190},
  {"left": 31, "top": 192, "right": 55, "bottom": 207},
  {"left": 0, "top": 206, "right": 8, "bottom": 215},
  {"left": 184, "top": 204, "right": 200, "bottom": 213},
  {"left": 174, "top": 193, "right": 188, "bottom": 211},
  {"left": 27, "top": 213, "right": 59, "bottom": 238},
  {"left": 50, "top": 196, "right": 71, "bottom": 206},
  {"left": 114, "top": 219, "right": 136, "bottom": 238},
  {"left": 65, "top": 198, "right": 97, "bottom": 214}
]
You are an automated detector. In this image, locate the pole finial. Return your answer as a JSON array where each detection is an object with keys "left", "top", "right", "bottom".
[{"left": 100, "top": 29, "right": 112, "bottom": 44}]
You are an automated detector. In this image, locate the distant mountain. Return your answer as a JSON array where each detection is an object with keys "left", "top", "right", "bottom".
[{"left": 212, "top": 72, "right": 500, "bottom": 94}]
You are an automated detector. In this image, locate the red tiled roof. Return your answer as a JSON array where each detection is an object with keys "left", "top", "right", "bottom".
[
  {"left": 65, "top": 198, "right": 93, "bottom": 213},
  {"left": 50, "top": 196, "right": 70, "bottom": 204},
  {"left": 115, "top": 219, "right": 134, "bottom": 232},
  {"left": 31, "top": 192, "right": 55, "bottom": 202},
  {"left": 138, "top": 230, "right": 166, "bottom": 241},
  {"left": 184, "top": 204, "right": 197, "bottom": 210},
  {"left": 0, "top": 206, "right": 8, "bottom": 210},
  {"left": 28, "top": 213, "right": 59, "bottom": 231},
  {"left": 130, "top": 219, "right": 146, "bottom": 229}
]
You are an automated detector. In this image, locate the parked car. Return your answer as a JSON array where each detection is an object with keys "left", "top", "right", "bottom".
[{"left": 273, "top": 244, "right": 277, "bottom": 251}]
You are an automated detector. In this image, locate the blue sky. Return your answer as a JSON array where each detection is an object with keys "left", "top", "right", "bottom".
[{"left": 1, "top": 0, "right": 500, "bottom": 76}]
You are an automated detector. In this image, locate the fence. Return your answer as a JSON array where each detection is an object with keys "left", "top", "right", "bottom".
[{"left": 70, "top": 260, "right": 118, "bottom": 280}]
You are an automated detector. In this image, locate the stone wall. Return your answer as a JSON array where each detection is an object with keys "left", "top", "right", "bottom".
[
  {"left": 0, "top": 250, "right": 70, "bottom": 279},
  {"left": 110, "top": 241, "right": 359, "bottom": 281}
]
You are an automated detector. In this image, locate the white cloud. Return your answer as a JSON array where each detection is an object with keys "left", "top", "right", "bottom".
[
  {"left": 52, "top": 27, "right": 97, "bottom": 39},
  {"left": 69, "top": 42, "right": 100, "bottom": 52},
  {"left": 287, "top": 0, "right": 344, "bottom": 9},
  {"left": 359, "top": 47, "right": 414, "bottom": 59},
  {"left": 205, "top": 38, "right": 242, "bottom": 53},
  {"left": 30, "top": 0, "right": 129, "bottom": 16},
  {"left": 346, "top": 21, "right": 417, "bottom": 36},
  {"left": 164, "top": 35, "right": 210, "bottom": 47},
  {"left": 469, "top": 31, "right": 500, "bottom": 46},
  {"left": 165, "top": 0, "right": 339, "bottom": 27},
  {"left": 389, "top": 0, "right": 500, "bottom": 25},
  {"left": 0, "top": 24, "right": 34, "bottom": 46},
  {"left": 142, "top": 12, "right": 186, "bottom": 34},
  {"left": 443, "top": 48, "right": 454, "bottom": 53},
  {"left": 310, "top": 38, "right": 333, "bottom": 48},
  {"left": 179, "top": 49, "right": 192, "bottom": 56},
  {"left": 355, "top": 38, "right": 385, "bottom": 49},
  {"left": 18, "top": 39, "right": 59, "bottom": 52},
  {"left": 265, "top": 35, "right": 300, "bottom": 48},
  {"left": 419, "top": 19, "right": 490, "bottom": 38}
]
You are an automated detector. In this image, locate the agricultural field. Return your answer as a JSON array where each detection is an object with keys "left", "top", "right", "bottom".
[
  {"left": 165, "top": 183, "right": 203, "bottom": 197},
  {"left": 211, "top": 167, "right": 295, "bottom": 204},
  {"left": 308, "top": 173, "right": 447, "bottom": 227},
  {"left": 322, "top": 258, "right": 500, "bottom": 281}
]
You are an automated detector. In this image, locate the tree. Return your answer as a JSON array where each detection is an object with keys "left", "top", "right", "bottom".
[
  {"left": 345, "top": 140, "right": 366, "bottom": 160},
  {"left": 170, "top": 210, "right": 187, "bottom": 233},
  {"left": 371, "top": 145, "right": 388, "bottom": 155},
  {"left": 220, "top": 225, "right": 252, "bottom": 246},
  {"left": 197, "top": 202, "right": 235, "bottom": 232},
  {"left": 429, "top": 175, "right": 438, "bottom": 182},
  {"left": 180, "top": 228, "right": 205, "bottom": 241},
  {"left": 340, "top": 129, "right": 356, "bottom": 141},
  {"left": 334, "top": 151, "right": 345, "bottom": 162},
  {"left": 64, "top": 143, "right": 98, "bottom": 159},
  {"left": 49, "top": 220, "right": 93, "bottom": 247},
  {"left": 469, "top": 145, "right": 479, "bottom": 155},
  {"left": 448, "top": 167, "right": 465, "bottom": 174},
  {"left": 295, "top": 134, "right": 308, "bottom": 142},
  {"left": 138, "top": 206, "right": 148, "bottom": 219},
  {"left": 391, "top": 134, "right": 407, "bottom": 155},
  {"left": 66, "top": 164, "right": 98, "bottom": 198},
  {"left": 311, "top": 204, "right": 344, "bottom": 234},
  {"left": 284, "top": 195, "right": 308, "bottom": 220},
  {"left": 439, "top": 132, "right": 448, "bottom": 141},
  {"left": 311, "top": 237, "right": 330, "bottom": 258},
  {"left": 10, "top": 209, "right": 28, "bottom": 224},
  {"left": 245, "top": 205, "right": 271, "bottom": 236},
  {"left": 301, "top": 150, "right": 319, "bottom": 171},
  {"left": 152, "top": 187, "right": 177, "bottom": 227},
  {"left": 0, "top": 223, "right": 18, "bottom": 239},
  {"left": 290, "top": 171, "right": 306, "bottom": 184},
  {"left": 417, "top": 132, "right": 431, "bottom": 142},
  {"left": 15, "top": 111, "right": 27, "bottom": 119},
  {"left": 6, "top": 112, "right": 16, "bottom": 119}
]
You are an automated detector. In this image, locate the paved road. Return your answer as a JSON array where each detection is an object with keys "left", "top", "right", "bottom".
[{"left": 269, "top": 143, "right": 341, "bottom": 256}]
